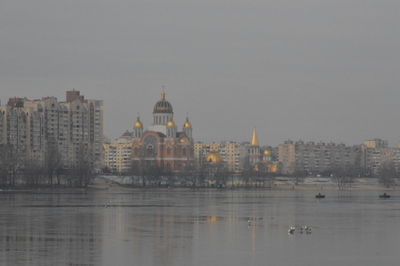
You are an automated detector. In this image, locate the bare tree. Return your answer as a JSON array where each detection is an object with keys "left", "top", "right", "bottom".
[
  {"left": 330, "top": 164, "right": 355, "bottom": 190},
  {"left": 145, "top": 162, "right": 163, "bottom": 186},
  {"left": 74, "top": 145, "right": 95, "bottom": 187},
  {"left": 132, "top": 146, "right": 147, "bottom": 187},
  {"left": 181, "top": 150, "right": 195, "bottom": 187},
  {"left": 379, "top": 161, "right": 397, "bottom": 188},
  {"left": 0, "top": 144, "right": 19, "bottom": 187},
  {"left": 129, "top": 160, "right": 141, "bottom": 185},
  {"left": 240, "top": 155, "right": 253, "bottom": 187},
  {"left": 292, "top": 163, "right": 308, "bottom": 185},
  {"left": 215, "top": 166, "right": 230, "bottom": 187},
  {"left": 193, "top": 151, "right": 207, "bottom": 188},
  {"left": 163, "top": 165, "right": 174, "bottom": 187},
  {"left": 44, "top": 142, "right": 62, "bottom": 185},
  {"left": 23, "top": 160, "right": 44, "bottom": 186},
  {"left": 0, "top": 145, "right": 9, "bottom": 186}
]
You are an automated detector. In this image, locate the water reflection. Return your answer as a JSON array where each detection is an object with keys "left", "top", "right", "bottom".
[
  {"left": 0, "top": 194, "right": 103, "bottom": 265},
  {"left": 0, "top": 190, "right": 399, "bottom": 266}
]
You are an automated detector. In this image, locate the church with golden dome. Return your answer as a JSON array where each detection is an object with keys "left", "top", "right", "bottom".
[
  {"left": 249, "top": 127, "right": 278, "bottom": 173},
  {"left": 131, "top": 92, "right": 194, "bottom": 172}
]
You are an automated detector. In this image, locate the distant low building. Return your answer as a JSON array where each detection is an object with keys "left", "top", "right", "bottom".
[{"left": 103, "top": 131, "right": 133, "bottom": 173}]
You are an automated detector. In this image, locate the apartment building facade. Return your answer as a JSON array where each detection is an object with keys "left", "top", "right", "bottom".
[
  {"left": 103, "top": 131, "right": 133, "bottom": 173},
  {"left": 0, "top": 90, "right": 103, "bottom": 170},
  {"left": 361, "top": 139, "right": 400, "bottom": 176},
  {"left": 194, "top": 141, "right": 248, "bottom": 172},
  {"left": 278, "top": 140, "right": 361, "bottom": 175}
]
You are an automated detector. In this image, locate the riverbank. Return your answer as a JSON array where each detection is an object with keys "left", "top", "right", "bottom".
[
  {"left": 91, "top": 176, "right": 398, "bottom": 191},
  {"left": 1, "top": 177, "right": 397, "bottom": 192}
]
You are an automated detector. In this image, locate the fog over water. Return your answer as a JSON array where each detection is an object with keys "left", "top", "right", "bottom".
[{"left": 1, "top": 0, "right": 400, "bottom": 145}]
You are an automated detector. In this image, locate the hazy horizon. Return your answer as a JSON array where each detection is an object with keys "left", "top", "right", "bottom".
[{"left": 1, "top": 0, "right": 399, "bottom": 146}]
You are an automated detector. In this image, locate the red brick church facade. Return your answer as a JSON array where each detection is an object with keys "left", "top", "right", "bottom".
[{"left": 131, "top": 92, "right": 194, "bottom": 172}]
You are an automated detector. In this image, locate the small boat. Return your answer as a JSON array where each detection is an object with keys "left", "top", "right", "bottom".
[
  {"left": 315, "top": 193, "right": 325, "bottom": 199},
  {"left": 379, "top": 193, "right": 391, "bottom": 199}
]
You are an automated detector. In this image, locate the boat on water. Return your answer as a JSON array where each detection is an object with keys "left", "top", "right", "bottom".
[
  {"left": 379, "top": 193, "right": 391, "bottom": 199},
  {"left": 315, "top": 193, "right": 325, "bottom": 199}
]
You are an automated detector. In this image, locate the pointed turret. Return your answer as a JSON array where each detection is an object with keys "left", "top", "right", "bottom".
[
  {"left": 249, "top": 127, "right": 261, "bottom": 166},
  {"left": 251, "top": 127, "right": 259, "bottom": 146}
]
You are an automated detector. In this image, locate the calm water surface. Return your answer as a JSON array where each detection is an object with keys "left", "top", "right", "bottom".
[{"left": 0, "top": 189, "right": 399, "bottom": 266}]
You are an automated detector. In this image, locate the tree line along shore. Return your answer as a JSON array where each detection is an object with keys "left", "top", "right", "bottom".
[{"left": 1, "top": 144, "right": 399, "bottom": 190}]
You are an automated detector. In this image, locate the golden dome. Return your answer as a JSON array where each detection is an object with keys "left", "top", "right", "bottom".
[
  {"left": 167, "top": 121, "right": 175, "bottom": 127},
  {"left": 179, "top": 137, "right": 189, "bottom": 143},
  {"left": 134, "top": 117, "right": 143, "bottom": 128},
  {"left": 205, "top": 152, "right": 222, "bottom": 164},
  {"left": 263, "top": 150, "right": 271, "bottom": 156},
  {"left": 153, "top": 92, "right": 173, "bottom": 114},
  {"left": 268, "top": 164, "right": 278, "bottom": 173},
  {"left": 183, "top": 117, "right": 192, "bottom": 128}
]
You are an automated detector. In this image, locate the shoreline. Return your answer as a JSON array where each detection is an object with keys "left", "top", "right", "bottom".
[{"left": 1, "top": 178, "right": 398, "bottom": 192}]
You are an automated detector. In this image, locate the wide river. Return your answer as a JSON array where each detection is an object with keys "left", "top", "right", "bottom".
[{"left": 0, "top": 189, "right": 399, "bottom": 266}]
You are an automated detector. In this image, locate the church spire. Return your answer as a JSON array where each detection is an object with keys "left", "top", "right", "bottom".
[
  {"left": 161, "top": 85, "right": 166, "bottom": 100},
  {"left": 251, "top": 127, "right": 259, "bottom": 146}
]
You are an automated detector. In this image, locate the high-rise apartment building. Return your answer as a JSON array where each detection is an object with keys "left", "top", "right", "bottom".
[
  {"left": 361, "top": 139, "right": 400, "bottom": 176},
  {"left": 0, "top": 91, "right": 103, "bottom": 170},
  {"left": 278, "top": 140, "right": 361, "bottom": 175},
  {"left": 278, "top": 141, "right": 296, "bottom": 175}
]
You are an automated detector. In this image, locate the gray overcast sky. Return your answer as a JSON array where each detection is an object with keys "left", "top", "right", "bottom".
[{"left": 1, "top": 0, "right": 400, "bottom": 146}]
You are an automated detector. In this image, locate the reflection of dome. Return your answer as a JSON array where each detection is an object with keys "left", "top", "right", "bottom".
[
  {"left": 153, "top": 92, "right": 173, "bottom": 114},
  {"left": 206, "top": 152, "right": 222, "bottom": 164},
  {"left": 183, "top": 117, "right": 192, "bottom": 128},
  {"left": 134, "top": 117, "right": 143, "bottom": 128},
  {"left": 263, "top": 150, "right": 270, "bottom": 156},
  {"left": 167, "top": 121, "right": 175, "bottom": 127}
]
